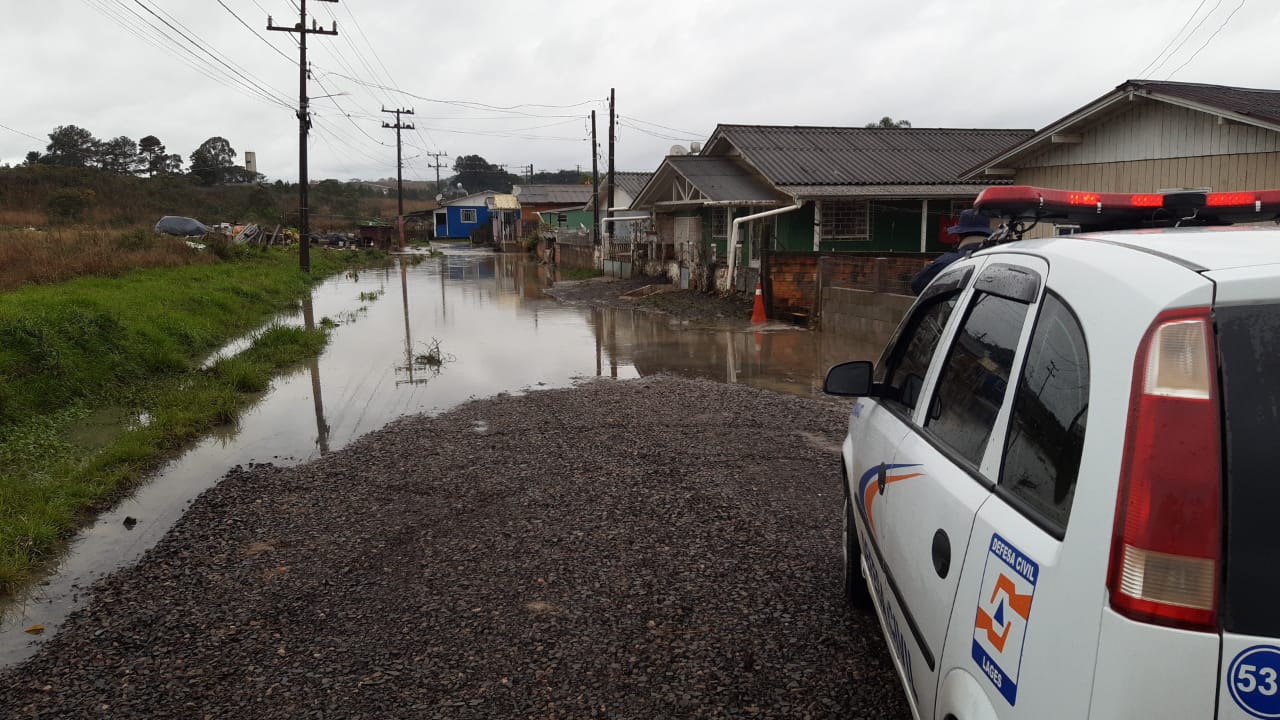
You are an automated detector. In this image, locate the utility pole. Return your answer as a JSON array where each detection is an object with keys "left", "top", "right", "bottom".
[
  {"left": 427, "top": 151, "right": 449, "bottom": 197},
  {"left": 268, "top": 0, "right": 338, "bottom": 273},
  {"left": 382, "top": 106, "right": 414, "bottom": 250},
  {"left": 591, "top": 110, "right": 600, "bottom": 246},
  {"left": 527, "top": 163, "right": 534, "bottom": 183},
  {"left": 607, "top": 88, "right": 616, "bottom": 242}
]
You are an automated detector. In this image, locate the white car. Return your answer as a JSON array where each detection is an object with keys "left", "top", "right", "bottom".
[{"left": 824, "top": 185, "right": 1280, "bottom": 720}]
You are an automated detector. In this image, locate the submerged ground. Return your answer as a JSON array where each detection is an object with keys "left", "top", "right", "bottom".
[{"left": 0, "top": 377, "right": 909, "bottom": 719}]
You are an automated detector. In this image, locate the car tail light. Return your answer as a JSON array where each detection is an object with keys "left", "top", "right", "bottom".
[{"left": 1107, "top": 307, "right": 1221, "bottom": 632}]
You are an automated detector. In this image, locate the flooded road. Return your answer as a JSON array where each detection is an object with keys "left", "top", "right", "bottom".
[{"left": 0, "top": 247, "right": 892, "bottom": 666}]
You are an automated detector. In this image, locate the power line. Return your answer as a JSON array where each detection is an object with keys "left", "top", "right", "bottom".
[
  {"left": 84, "top": 0, "right": 292, "bottom": 109},
  {"left": 0, "top": 122, "right": 44, "bottom": 143},
  {"left": 313, "top": 70, "right": 600, "bottom": 117},
  {"left": 127, "top": 0, "right": 294, "bottom": 108},
  {"left": 1167, "top": 0, "right": 1248, "bottom": 78},
  {"left": 620, "top": 115, "right": 704, "bottom": 138},
  {"left": 215, "top": 0, "right": 296, "bottom": 65},
  {"left": 1135, "top": 0, "right": 1209, "bottom": 78},
  {"left": 617, "top": 120, "right": 699, "bottom": 143},
  {"left": 1149, "top": 0, "right": 1224, "bottom": 77}
]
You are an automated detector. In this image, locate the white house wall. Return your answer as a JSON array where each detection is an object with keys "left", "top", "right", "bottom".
[{"left": 1021, "top": 100, "right": 1280, "bottom": 167}]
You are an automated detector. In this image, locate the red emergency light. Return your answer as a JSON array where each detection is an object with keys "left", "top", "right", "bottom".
[{"left": 974, "top": 185, "right": 1280, "bottom": 228}]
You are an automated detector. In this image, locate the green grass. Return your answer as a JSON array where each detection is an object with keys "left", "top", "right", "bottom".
[
  {"left": 0, "top": 246, "right": 377, "bottom": 594},
  {"left": 558, "top": 267, "right": 604, "bottom": 281}
]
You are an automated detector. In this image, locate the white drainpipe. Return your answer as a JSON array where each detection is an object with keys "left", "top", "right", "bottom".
[{"left": 728, "top": 200, "right": 804, "bottom": 291}]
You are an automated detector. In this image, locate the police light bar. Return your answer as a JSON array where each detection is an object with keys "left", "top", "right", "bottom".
[{"left": 974, "top": 185, "right": 1280, "bottom": 227}]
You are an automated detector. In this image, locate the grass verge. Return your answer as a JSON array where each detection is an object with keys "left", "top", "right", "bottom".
[
  {"left": 0, "top": 247, "right": 380, "bottom": 594},
  {"left": 557, "top": 267, "right": 604, "bottom": 281}
]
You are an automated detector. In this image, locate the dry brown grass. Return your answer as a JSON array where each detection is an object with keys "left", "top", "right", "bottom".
[
  {"left": 0, "top": 228, "right": 215, "bottom": 291},
  {"left": 0, "top": 209, "right": 46, "bottom": 227}
]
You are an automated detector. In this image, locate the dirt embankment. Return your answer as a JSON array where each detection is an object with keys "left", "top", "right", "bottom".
[{"left": 0, "top": 377, "right": 908, "bottom": 719}]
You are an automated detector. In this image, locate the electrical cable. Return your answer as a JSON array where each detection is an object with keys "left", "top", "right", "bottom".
[
  {"left": 620, "top": 115, "right": 704, "bottom": 139},
  {"left": 1165, "top": 0, "right": 1248, "bottom": 79},
  {"left": 1135, "top": 0, "right": 1209, "bottom": 78},
  {"left": 215, "top": 0, "right": 296, "bottom": 65},
  {"left": 128, "top": 0, "right": 294, "bottom": 107},
  {"left": 0, "top": 122, "right": 44, "bottom": 143},
  {"left": 1148, "top": 0, "right": 1224, "bottom": 78},
  {"left": 84, "top": 0, "right": 294, "bottom": 111}
]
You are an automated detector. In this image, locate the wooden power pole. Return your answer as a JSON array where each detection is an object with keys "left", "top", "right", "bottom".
[
  {"left": 607, "top": 88, "right": 616, "bottom": 240},
  {"left": 591, "top": 110, "right": 600, "bottom": 246},
  {"left": 427, "top": 151, "right": 449, "bottom": 197},
  {"left": 268, "top": 0, "right": 338, "bottom": 273},
  {"left": 382, "top": 107, "right": 414, "bottom": 249}
]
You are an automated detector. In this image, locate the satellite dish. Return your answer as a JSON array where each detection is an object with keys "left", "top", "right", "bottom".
[{"left": 669, "top": 145, "right": 688, "bottom": 156}]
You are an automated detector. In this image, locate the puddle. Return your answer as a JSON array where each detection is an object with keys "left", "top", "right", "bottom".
[{"left": 0, "top": 246, "right": 893, "bottom": 667}]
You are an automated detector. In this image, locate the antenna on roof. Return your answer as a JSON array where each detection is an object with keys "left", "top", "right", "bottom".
[{"left": 669, "top": 145, "right": 688, "bottom": 156}]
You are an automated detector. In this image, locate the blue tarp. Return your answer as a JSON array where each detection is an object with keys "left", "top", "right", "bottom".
[{"left": 154, "top": 216, "right": 209, "bottom": 236}]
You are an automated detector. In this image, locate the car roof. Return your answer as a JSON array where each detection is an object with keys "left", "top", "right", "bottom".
[{"left": 1006, "top": 225, "right": 1280, "bottom": 273}]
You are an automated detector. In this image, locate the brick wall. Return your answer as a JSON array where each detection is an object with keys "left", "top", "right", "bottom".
[{"left": 764, "top": 251, "right": 937, "bottom": 320}]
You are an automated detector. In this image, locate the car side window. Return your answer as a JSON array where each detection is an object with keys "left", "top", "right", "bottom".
[
  {"left": 926, "top": 292, "right": 1030, "bottom": 467},
  {"left": 876, "top": 294, "right": 959, "bottom": 414},
  {"left": 1000, "top": 293, "right": 1089, "bottom": 532}
]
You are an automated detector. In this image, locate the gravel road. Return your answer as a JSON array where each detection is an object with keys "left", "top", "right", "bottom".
[{"left": 0, "top": 377, "right": 910, "bottom": 719}]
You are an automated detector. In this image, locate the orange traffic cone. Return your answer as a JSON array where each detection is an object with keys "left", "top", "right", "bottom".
[{"left": 751, "top": 281, "right": 767, "bottom": 324}]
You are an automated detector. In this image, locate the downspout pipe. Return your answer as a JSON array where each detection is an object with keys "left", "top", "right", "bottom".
[{"left": 728, "top": 200, "right": 804, "bottom": 292}]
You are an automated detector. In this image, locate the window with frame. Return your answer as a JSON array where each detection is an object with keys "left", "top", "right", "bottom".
[
  {"left": 710, "top": 208, "right": 728, "bottom": 238},
  {"left": 926, "top": 293, "right": 1030, "bottom": 467},
  {"left": 461, "top": 209, "right": 478, "bottom": 223},
  {"left": 1000, "top": 294, "right": 1089, "bottom": 531},
  {"left": 820, "top": 199, "right": 869, "bottom": 240},
  {"left": 876, "top": 293, "right": 959, "bottom": 414}
]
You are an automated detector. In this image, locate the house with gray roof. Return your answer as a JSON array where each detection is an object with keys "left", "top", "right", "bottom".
[
  {"left": 962, "top": 80, "right": 1280, "bottom": 235},
  {"left": 630, "top": 124, "right": 1033, "bottom": 289}
]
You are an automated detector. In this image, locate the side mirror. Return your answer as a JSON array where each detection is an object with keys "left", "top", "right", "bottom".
[{"left": 824, "top": 361, "right": 873, "bottom": 397}]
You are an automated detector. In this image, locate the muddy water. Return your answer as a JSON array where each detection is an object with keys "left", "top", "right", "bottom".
[{"left": 0, "top": 247, "right": 892, "bottom": 666}]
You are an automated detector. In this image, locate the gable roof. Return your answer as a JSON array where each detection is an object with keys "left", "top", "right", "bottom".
[
  {"left": 632, "top": 155, "right": 787, "bottom": 209},
  {"left": 613, "top": 171, "right": 654, "bottom": 198},
  {"left": 704, "top": 124, "right": 1035, "bottom": 188},
  {"left": 963, "top": 80, "right": 1280, "bottom": 178},
  {"left": 441, "top": 190, "right": 500, "bottom": 207},
  {"left": 512, "top": 184, "right": 593, "bottom": 205}
]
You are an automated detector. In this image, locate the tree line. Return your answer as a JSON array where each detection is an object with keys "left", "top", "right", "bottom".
[{"left": 23, "top": 125, "right": 256, "bottom": 186}]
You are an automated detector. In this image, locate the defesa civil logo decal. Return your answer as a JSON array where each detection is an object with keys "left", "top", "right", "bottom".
[{"left": 972, "top": 533, "right": 1038, "bottom": 706}]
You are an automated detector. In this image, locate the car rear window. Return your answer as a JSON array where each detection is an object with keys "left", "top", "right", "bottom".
[{"left": 1218, "top": 303, "right": 1280, "bottom": 637}]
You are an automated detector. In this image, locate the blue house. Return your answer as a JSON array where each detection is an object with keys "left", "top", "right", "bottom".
[{"left": 434, "top": 191, "right": 500, "bottom": 239}]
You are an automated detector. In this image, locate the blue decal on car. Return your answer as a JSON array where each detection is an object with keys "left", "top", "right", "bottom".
[
  {"left": 1229, "top": 645, "right": 1280, "bottom": 718},
  {"left": 972, "top": 534, "right": 1038, "bottom": 706}
]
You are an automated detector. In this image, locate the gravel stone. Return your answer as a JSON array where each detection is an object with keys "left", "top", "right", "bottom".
[{"left": 0, "top": 376, "right": 910, "bottom": 719}]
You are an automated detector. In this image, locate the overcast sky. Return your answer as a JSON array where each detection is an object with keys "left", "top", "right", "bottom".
[{"left": 2, "top": 0, "right": 1272, "bottom": 184}]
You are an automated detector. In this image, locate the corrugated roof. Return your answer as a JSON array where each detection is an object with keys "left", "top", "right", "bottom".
[
  {"left": 513, "top": 184, "right": 594, "bottom": 205},
  {"left": 712, "top": 125, "right": 1035, "bottom": 186},
  {"left": 613, "top": 171, "right": 653, "bottom": 198},
  {"left": 785, "top": 184, "right": 1004, "bottom": 198},
  {"left": 489, "top": 194, "right": 520, "bottom": 211},
  {"left": 1132, "top": 80, "right": 1280, "bottom": 127},
  {"left": 666, "top": 156, "right": 784, "bottom": 203}
]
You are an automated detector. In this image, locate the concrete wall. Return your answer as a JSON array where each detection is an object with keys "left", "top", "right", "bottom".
[{"left": 820, "top": 287, "right": 913, "bottom": 340}]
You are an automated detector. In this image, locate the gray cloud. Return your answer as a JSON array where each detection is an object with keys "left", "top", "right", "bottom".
[{"left": 3, "top": 0, "right": 1272, "bottom": 183}]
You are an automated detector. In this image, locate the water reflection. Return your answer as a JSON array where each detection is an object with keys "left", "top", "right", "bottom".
[{"left": 0, "top": 247, "right": 893, "bottom": 667}]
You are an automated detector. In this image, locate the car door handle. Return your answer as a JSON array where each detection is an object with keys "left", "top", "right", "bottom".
[{"left": 877, "top": 463, "right": 887, "bottom": 495}]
